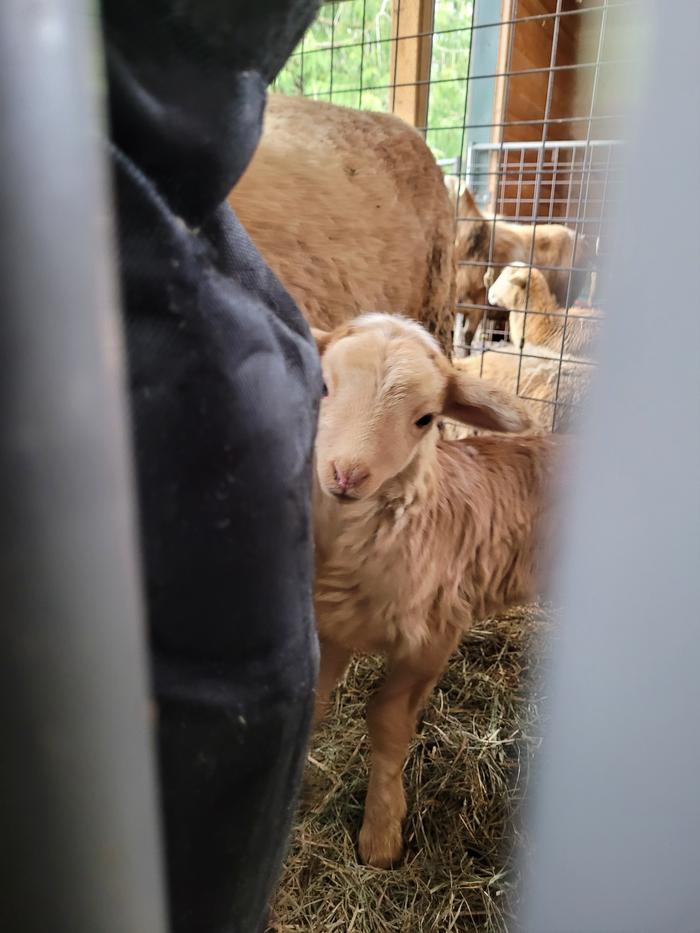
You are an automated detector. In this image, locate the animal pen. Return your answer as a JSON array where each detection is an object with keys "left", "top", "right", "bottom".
[
  {"left": 268, "top": 2, "right": 628, "bottom": 931},
  {"left": 275, "top": 0, "right": 625, "bottom": 433},
  {"left": 5, "top": 2, "right": 698, "bottom": 932}
]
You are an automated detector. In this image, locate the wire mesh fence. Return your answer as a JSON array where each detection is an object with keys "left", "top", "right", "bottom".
[{"left": 274, "top": 0, "right": 629, "bottom": 432}]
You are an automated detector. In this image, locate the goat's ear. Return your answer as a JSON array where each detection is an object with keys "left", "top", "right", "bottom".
[
  {"left": 483, "top": 266, "right": 497, "bottom": 289},
  {"left": 311, "top": 327, "right": 332, "bottom": 356},
  {"left": 443, "top": 368, "right": 531, "bottom": 433}
]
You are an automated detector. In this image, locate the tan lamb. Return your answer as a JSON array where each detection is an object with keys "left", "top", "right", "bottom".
[
  {"left": 229, "top": 94, "right": 456, "bottom": 347},
  {"left": 312, "top": 312, "right": 557, "bottom": 869},
  {"left": 453, "top": 186, "right": 595, "bottom": 349},
  {"left": 487, "top": 261, "right": 601, "bottom": 357},
  {"left": 443, "top": 263, "right": 599, "bottom": 437},
  {"left": 451, "top": 348, "right": 592, "bottom": 434}
]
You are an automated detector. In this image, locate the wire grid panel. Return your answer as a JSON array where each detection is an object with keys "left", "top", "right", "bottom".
[{"left": 274, "top": 0, "right": 628, "bottom": 432}]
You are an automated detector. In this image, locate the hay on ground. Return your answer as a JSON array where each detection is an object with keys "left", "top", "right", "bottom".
[{"left": 268, "top": 605, "right": 550, "bottom": 933}]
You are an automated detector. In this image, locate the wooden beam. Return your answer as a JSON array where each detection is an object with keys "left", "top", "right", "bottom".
[
  {"left": 487, "top": 0, "right": 514, "bottom": 211},
  {"left": 389, "top": 0, "right": 435, "bottom": 130},
  {"left": 491, "top": 0, "right": 513, "bottom": 142}
]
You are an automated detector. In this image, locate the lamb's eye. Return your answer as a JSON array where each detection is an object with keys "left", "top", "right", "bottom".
[
  {"left": 415, "top": 413, "right": 433, "bottom": 428},
  {"left": 321, "top": 382, "right": 329, "bottom": 398}
]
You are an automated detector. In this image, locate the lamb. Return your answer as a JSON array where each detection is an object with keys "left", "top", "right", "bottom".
[
  {"left": 229, "top": 94, "right": 456, "bottom": 348},
  {"left": 451, "top": 349, "right": 592, "bottom": 434},
  {"left": 442, "top": 264, "right": 598, "bottom": 437},
  {"left": 312, "top": 312, "right": 557, "bottom": 868},
  {"left": 453, "top": 186, "right": 595, "bottom": 350},
  {"left": 487, "top": 262, "right": 601, "bottom": 357}
]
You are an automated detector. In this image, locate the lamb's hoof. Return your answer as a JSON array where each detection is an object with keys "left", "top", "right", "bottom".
[{"left": 358, "top": 821, "right": 404, "bottom": 869}]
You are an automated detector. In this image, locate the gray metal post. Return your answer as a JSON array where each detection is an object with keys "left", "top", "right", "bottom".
[
  {"left": 0, "top": 2, "right": 167, "bottom": 931},
  {"left": 521, "top": 1, "right": 700, "bottom": 930}
]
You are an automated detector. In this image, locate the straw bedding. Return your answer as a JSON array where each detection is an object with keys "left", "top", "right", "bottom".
[{"left": 268, "top": 604, "right": 550, "bottom": 933}]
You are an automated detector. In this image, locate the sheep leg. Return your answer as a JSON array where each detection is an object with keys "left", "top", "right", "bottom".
[
  {"left": 358, "top": 628, "right": 460, "bottom": 868},
  {"left": 312, "top": 637, "right": 351, "bottom": 729},
  {"left": 452, "top": 313, "right": 467, "bottom": 358},
  {"left": 463, "top": 308, "right": 483, "bottom": 353}
]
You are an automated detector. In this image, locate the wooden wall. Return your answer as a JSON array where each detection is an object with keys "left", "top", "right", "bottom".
[
  {"left": 389, "top": 0, "right": 435, "bottom": 130},
  {"left": 492, "top": 0, "right": 593, "bottom": 221},
  {"left": 503, "top": 0, "right": 582, "bottom": 144}
]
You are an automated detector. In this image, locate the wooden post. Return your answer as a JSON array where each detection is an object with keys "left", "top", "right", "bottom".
[
  {"left": 491, "top": 0, "right": 513, "bottom": 142},
  {"left": 488, "top": 0, "right": 514, "bottom": 211},
  {"left": 389, "top": 0, "right": 435, "bottom": 130}
]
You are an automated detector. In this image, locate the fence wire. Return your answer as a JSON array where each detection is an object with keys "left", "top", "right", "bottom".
[{"left": 275, "top": 0, "right": 631, "bottom": 432}]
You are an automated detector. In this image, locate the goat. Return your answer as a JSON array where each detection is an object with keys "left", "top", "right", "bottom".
[
  {"left": 312, "top": 313, "right": 557, "bottom": 868},
  {"left": 229, "top": 94, "right": 456, "bottom": 348},
  {"left": 488, "top": 262, "right": 601, "bottom": 357},
  {"left": 453, "top": 186, "right": 595, "bottom": 349}
]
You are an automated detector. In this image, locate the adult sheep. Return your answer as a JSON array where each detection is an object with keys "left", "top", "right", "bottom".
[
  {"left": 229, "top": 95, "right": 456, "bottom": 348},
  {"left": 311, "top": 312, "right": 558, "bottom": 868}
]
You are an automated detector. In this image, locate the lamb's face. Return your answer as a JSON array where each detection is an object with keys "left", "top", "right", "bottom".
[
  {"left": 487, "top": 262, "right": 533, "bottom": 309},
  {"left": 312, "top": 314, "right": 531, "bottom": 503},
  {"left": 489, "top": 262, "right": 559, "bottom": 312},
  {"left": 315, "top": 317, "right": 447, "bottom": 502}
]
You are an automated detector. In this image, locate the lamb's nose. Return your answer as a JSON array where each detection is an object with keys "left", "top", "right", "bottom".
[{"left": 332, "top": 462, "right": 370, "bottom": 492}]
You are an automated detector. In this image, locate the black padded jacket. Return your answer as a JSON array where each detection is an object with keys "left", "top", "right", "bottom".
[{"left": 102, "top": 2, "right": 322, "bottom": 930}]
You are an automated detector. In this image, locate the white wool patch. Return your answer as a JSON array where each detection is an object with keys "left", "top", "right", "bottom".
[{"left": 353, "top": 312, "right": 441, "bottom": 353}]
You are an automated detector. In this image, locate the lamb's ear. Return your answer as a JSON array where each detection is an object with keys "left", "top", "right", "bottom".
[
  {"left": 443, "top": 368, "right": 531, "bottom": 433},
  {"left": 508, "top": 265, "right": 531, "bottom": 289},
  {"left": 311, "top": 327, "right": 332, "bottom": 355},
  {"left": 457, "top": 186, "right": 483, "bottom": 220},
  {"left": 483, "top": 266, "right": 497, "bottom": 290}
]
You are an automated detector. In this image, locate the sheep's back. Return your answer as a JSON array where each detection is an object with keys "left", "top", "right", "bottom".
[
  {"left": 444, "top": 349, "right": 591, "bottom": 436},
  {"left": 229, "top": 95, "right": 455, "bottom": 347},
  {"left": 437, "top": 434, "right": 556, "bottom": 618}
]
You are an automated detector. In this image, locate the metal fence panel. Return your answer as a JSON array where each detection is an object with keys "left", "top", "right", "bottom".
[
  {"left": 521, "top": 1, "right": 700, "bottom": 928},
  {"left": 0, "top": 2, "right": 167, "bottom": 931}
]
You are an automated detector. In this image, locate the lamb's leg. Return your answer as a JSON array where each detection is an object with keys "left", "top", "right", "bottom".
[
  {"left": 462, "top": 308, "right": 483, "bottom": 354},
  {"left": 452, "top": 313, "right": 469, "bottom": 358},
  {"left": 313, "top": 637, "right": 351, "bottom": 729},
  {"left": 358, "top": 628, "right": 460, "bottom": 868}
]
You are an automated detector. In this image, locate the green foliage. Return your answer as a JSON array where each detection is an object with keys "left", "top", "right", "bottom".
[
  {"left": 274, "top": 0, "right": 474, "bottom": 163},
  {"left": 426, "top": 0, "right": 474, "bottom": 163}
]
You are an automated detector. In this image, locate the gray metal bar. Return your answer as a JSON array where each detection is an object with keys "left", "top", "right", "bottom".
[
  {"left": 0, "top": 2, "right": 167, "bottom": 932},
  {"left": 470, "top": 138, "right": 622, "bottom": 151},
  {"left": 521, "top": 0, "right": 700, "bottom": 929}
]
